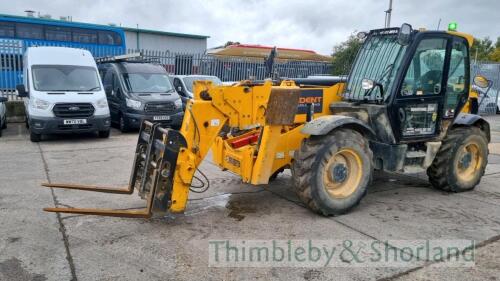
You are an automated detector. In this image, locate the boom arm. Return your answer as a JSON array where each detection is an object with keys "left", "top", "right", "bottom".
[{"left": 42, "top": 80, "right": 344, "bottom": 218}]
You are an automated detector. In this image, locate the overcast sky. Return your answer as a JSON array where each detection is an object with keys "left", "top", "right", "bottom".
[{"left": 2, "top": 0, "right": 499, "bottom": 54}]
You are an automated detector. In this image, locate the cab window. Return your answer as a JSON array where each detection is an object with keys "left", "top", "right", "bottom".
[
  {"left": 401, "top": 38, "right": 448, "bottom": 96},
  {"left": 444, "top": 39, "right": 468, "bottom": 117}
]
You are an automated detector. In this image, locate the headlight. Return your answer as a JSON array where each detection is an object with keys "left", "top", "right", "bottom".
[
  {"left": 174, "top": 98, "right": 182, "bottom": 109},
  {"left": 125, "top": 98, "right": 142, "bottom": 109},
  {"left": 30, "top": 98, "right": 50, "bottom": 110},
  {"left": 96, "top": 97, "right": 109, "bottom": 109}
]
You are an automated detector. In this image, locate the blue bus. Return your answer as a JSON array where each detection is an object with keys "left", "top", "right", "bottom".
[{"left": 0, "top": 14, "right": 126, "bottom": 90}]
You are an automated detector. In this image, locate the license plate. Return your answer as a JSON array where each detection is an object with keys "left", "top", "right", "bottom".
[
  {"left": 153, "top": 116, "right": 170, "bottom": 121},
  {"left": 63, "top": 119, "right": 87, "bottom": 125}
]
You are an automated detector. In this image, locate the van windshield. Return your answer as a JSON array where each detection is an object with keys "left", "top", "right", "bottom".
[
  {"left": 122, "top": 73, "right": 174, "bottom": 93},
  {"left": 32, "top": 65, "right": 101, "bottom": 92}
]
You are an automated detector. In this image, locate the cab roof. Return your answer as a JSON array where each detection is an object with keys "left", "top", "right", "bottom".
[
  {"left": 25, "top": 47, "right": 96, "bottom": 67},
  {"left": 368, "top": 26, "right": 475, "bottom": 47},
  {"left": 111, "top": 62, "right": 167, "bottom": 74}
]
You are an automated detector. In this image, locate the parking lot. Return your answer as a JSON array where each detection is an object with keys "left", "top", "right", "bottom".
[{"left": 1, "top": 117, "right": 500, "bottom": 281}]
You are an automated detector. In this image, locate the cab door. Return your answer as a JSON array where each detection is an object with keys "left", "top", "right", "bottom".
[{"left": 391, "top": 36, "right": 452, "bottom": 141}]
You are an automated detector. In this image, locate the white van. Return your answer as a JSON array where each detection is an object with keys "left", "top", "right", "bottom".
[{"left": 16, "top": 47, "right": 111, "bottom": 142}]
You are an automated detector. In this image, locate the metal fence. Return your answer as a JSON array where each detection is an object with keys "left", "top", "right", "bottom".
[
  {"left": 0, "top": 39, "right": 23, "bottom": 99},
  {"left": 126, "top": 49, "right": 332, "bottom": 81},
  {"left": 472, "top": 61, "right": 500, "bottom": 115},
  {"left": 0, "top": 40, "right": 331, "bottom": 100},
  {"left": 2, "top": 40, "right": 499, "bottom": 117}
]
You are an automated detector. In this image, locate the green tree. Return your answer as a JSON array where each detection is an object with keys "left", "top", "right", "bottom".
[
  {"left": 488, "top": 37, "right": 500, "bottom": 62},
  {"left": 489, "top": 47, "right": 500, "bottom": 62},
  {"left": 470, "top": 37, "right": 494, "bottom": 61},
  {"left": 331, "top": 34, "right": 362, "bottom": 75}
]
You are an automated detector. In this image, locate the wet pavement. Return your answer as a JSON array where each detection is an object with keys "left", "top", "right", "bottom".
[{"left": 1, "top": 116, "right": 500, "bottom": 281}]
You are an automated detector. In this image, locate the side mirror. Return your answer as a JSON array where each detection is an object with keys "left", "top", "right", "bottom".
[
  {"left": 0, "top": 96, "right": 7, "bottom": 103},
  {"left": 361, "top": 78, "right": 374, "bottom": 90},
  {"left": 115, "top": 87, "right": 122, "bottom": 98},
  {"left": 397, "top": 23, "right": 413, "bottom": 46},
  {"left": 16, "top": 84, "right": 28, "bottom": 97},
  {"left": 104, "top": 85, "right": 112, "bottom": 95},
  {"left": 356, "top": 31, "right": 367, "bottom": 40},
  {"left": 361, "top": 78, "right": 385, "bottom": 99},
  {"left": 473, "top": 75, "right": 490, "bottom": 89}
]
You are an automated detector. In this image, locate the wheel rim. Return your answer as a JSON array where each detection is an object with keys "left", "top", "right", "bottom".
[
  {"left": 322, "top": 148, "right": 363, "bottom": 199},
  {"left": 455, "top": 141, "right": 482, "bottom": 182}
]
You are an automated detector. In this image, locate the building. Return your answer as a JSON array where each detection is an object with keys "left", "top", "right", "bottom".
[
  {"left": 207, "top": 43, "right": 331, "bottom": 62},
  {"left": 123, "top": 27, "right": 208, "bottom": 53},
  {"left": 0, "top": 12, "right": 209, "bottom": 53}
]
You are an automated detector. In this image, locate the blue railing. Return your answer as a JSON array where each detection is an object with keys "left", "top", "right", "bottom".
[{"left": 0, "top": 38, "right": 124, "bottom": 90}]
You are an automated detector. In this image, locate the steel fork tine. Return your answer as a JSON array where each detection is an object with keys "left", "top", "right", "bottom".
[
  {"left": 43, "top": 207, "right": 152, "bottom": 218},
  {"left": 41, "top": 183, "right": 134, "bottom": 194}
]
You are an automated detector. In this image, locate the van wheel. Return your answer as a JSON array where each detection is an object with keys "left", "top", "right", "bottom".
[
  {"left": 30, "top": 131, "right": 41, "bottom": 142},
  {"left": 119, "top": 114, "right": 130, "bottom": 133},
  {"left": 98, "top": 130, "right": 110, "bottom": 138}
]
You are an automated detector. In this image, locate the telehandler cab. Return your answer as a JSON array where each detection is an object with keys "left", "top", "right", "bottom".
[{"left": 43, "top": 24, "right": 491, "bottom": 218}]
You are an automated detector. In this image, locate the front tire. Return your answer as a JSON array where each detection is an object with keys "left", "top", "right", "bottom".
[
  {"left": 119, "top": 114, "right": 130, "bottom": 133},
  {"left": 427, "top": 126, "right": 488, "bottom": 192},
  {"left": 30, "top": 130, "right": 41, "bottom": 142},
  {"left": 98, "top": 130, "right": 110, "bottom": 138},
  {"left": 292, "top": 129, "right": 373, "bottom": 216}
]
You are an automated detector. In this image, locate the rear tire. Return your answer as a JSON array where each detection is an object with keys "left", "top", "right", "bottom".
[
  {"left": 30, "top": 130, "right": 41, "bottom": 142},
  {"left": 292, "top": 129, "right": 373, "bottom": 216},
  {"left": 427, "top": 126, "right": 488, "bottom": 192},
  {"left": 98, "top": 130, "right": 110, "bottom": 138}
]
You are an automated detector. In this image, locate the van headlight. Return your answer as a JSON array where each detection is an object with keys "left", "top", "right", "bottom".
[
  {"left": 96, "top": 97, "right": 109, "bottom": 108},
  {"left": 125, "top": 98, "right": 142, "bottom": 109},
  {"left": 174, "top": 98, "right": 182, "bottom": 109},
  {"left": 30, "top": 98, "right": 51, "bottom": 110}
]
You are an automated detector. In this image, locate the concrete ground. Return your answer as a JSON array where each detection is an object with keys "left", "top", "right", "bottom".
[{"left": 1, "top": 117, "right": 500, "bottom": 281}]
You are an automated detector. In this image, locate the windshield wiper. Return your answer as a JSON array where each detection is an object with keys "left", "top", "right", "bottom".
[{"left": 84, "top": 86, "right": 101, "bottom": 91}]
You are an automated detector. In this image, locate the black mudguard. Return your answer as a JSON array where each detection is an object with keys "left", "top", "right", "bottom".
[
  {"left": 453, "top": 113, "right": 491, "bottom": 142},
  {"left": 301, "top": 115, "right": 375, "bottom": 139}
]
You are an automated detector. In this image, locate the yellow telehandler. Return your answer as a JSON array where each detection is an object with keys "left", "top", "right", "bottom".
[{"left": 43, "top": 24, "right": 491, "bottom": 218}]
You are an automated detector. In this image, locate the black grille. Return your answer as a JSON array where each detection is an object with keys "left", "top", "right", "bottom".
[
  {"left": 57, "top": 124, "right": 93, "bottom": 130},
  {"left": 53, "top": 103, "right": 95, "bottom": 118},
  {"left": 144, "top": 102, "right": 175, "bottom": 114}
]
